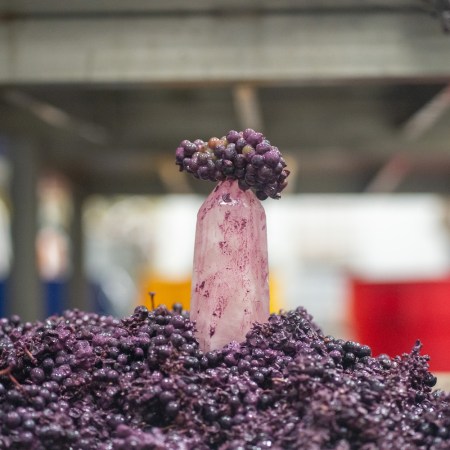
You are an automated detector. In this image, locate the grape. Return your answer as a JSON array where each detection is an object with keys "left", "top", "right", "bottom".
[
  {"left": 0, "top": 304, "right": 448, "bottom": 449},
  {"left": 243, "top": 128, "right": 255, "bottom": 139},
  {"left": 234, "top": 154, "right": 246, "bottom": 169},
  {"left": 238, "top": 179, "right": 251, "bottom": 191},
  {"left": 175, "top": 131, "right": 291, "bottom": 200},
  {"left": 197, "top": 166, "right": 210, "bottom": 180},
  {"left": 223, "top": 144, "right": 237, "bottom": 161},
  {"left": 263, "top": 150, "right": 280, "bottom": 168},
  {"left": 256, "top": 190, "right": 269, "bottom": 201},
  {"left": 246, "top": 131, "right": 263, "bottom": 147},
  {"left": 213, "top": 145, "right": 225, "bottom": 159},
  {"left": 207, "top": 137, "right": 221, "bottom": 149},
  {"left": 255, "top": 141, "right": 272, "bottom": 154},
  {"left": 235, "top": 137, "right": 247, "bottom": 153},
  {"left": 241, "top": 144, "right": 255, "bottom": 157},
  {"left": 250, "top": 154, "right": 265, "bottom": 168},
  {"left": 184, "top": 142, "right": 198, "bottom": 157},
  {"left": 175, "top": 147, "right": 185, "bottom": 164},
  {"left": 226, "top": 130, "right": 240, "bottom": 144}
]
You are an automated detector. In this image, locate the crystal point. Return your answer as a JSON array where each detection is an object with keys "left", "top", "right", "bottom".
[{"left": 190, "top": 179, "right": 269, "bottom": 351}]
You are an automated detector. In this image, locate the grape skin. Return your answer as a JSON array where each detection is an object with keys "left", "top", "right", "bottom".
[{"left": 0, "top": 306, "right": 447, "bottom": 449}]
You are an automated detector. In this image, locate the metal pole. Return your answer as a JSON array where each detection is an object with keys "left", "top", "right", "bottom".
[
  {"left": 67, "top": 186, "right": 89, "bottom": 312},
  {"left": 9, "top": 139, "right": 43, "bottom": 321}
]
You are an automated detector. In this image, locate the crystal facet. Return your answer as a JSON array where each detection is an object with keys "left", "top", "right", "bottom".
[{"left": 190, "top": 179, "right": 269, "bottom": 351}]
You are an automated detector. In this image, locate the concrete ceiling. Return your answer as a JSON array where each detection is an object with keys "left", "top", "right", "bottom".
[
  {"left": 0, "top": 0, "right": 449, "bottom": 195},
  {"left": 0, "top": 0, "right": 430, "bottom": 14}
]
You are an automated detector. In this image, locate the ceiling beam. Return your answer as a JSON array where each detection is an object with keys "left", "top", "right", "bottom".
[
  {"left": 402, "top": 83, "right": 450, "bottom": 141},
  {"left": 363, "top": 153, "right": 411, "bottom": 193},
  {"left": 1, "top": 11, "right": 450, "bottom": 85},
  {"left": 365, "top": 83, "right": 450, "bottom": 192},
  {"left": 3, "top": 90, "right": 110, "bottom": 144},
  {"left": 49, "top": 148, "right": 450, "bottom": 195},
  {"left": 0, "top": 1, "right": 424, "bottom": 16}
]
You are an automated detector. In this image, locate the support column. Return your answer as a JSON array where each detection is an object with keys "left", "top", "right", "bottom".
[
  {"left": 9, "top": 139, "right": 43, "bottom": 321},
  {"left": 68, "top": 186, "right": 89, "bottom": 311}
]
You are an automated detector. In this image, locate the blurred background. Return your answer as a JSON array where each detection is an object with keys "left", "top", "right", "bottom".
[{"left": 0, "top": 0, "right": 450, "bottom": 370}]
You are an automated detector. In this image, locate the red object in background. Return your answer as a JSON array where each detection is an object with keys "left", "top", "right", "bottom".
[{"left": 350, "top": 277, "right": 450, "bottom": 372}]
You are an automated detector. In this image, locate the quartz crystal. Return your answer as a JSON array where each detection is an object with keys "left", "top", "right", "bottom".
[{"left": 190, "top": 179, "right": 269, "bottom": 351}]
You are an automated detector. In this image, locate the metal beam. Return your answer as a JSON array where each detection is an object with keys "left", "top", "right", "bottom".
[
  {"left": 1, "top": 12, "right": 450, "bottom": 85},
  {"left": 402, "top": 84, "right": 450, "bottom": 141},
  {"left": 366, "top": 83, "right": 450, "bottom": 192},
  {"left": 0, "top": 0, "right": 424, "bottom": 16},
  {"left": 3, "top": 90, "right": 110, "bottom": 145},
  {"left": 78, "top": 150, "right": 450, "bottom": 194},
  {"left": 67, "top": 186, "right": 89, "bottom": 312},
  {"left": 364, "top": 153, "right": 411, "bottom": 193}
]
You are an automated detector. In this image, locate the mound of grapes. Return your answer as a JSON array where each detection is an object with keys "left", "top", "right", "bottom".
[{"left": 0, "top": 305, "right": 448, "bottom": 449}]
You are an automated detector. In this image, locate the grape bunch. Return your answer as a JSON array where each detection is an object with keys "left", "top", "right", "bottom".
[
  {"left": 175, "top": 129, "right": 290, "bottom": 200},
  {"left": 0, "top": 305, "right": 448, "bottom": 449}
]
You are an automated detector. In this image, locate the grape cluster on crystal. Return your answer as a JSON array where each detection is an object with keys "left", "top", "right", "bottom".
[
  {"left": 0, "top": 305, "right": 448, "bottom": 449},
  {"left": 175, "top": 129, "right": 290, "bottom": 200}
]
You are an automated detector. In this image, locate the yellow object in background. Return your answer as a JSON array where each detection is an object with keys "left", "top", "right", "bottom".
[
  {"left": 138, "top": 271, "right": 284, "bottom": 314},
  {"left": 140, "top": 275, "right": 191, "bottom": 312},
  {"left": 269, "top": 273, "right": 284, "bottom": 314}
]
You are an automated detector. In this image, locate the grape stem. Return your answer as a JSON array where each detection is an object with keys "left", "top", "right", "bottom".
[
  {"left": 23, "top": 347, "right": 37, "bottom": 364},
  {"left": 0, "top": 366, "right": 21, "bottom": 387},
  {"left": 149, "top": 291, "right": 156, "bottom": 310},
  {"left": 272, "top": 378, "right": 288, "bottom": 383}
]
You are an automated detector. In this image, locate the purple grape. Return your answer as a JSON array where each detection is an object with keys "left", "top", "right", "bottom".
[
  {"left": 223, "top": 144, "right": 237, "bottom": 161},
  {"left": 222, "top": 160, "right": 234, "bottom": 175},
  {"left": 226, "top": 130, "right": 240, "bottom": 143},
  {"left": 234, "top": 154, "right": 246, "bottom": 169},
  {"left": 274, "top": 162, "right": 284, "bottom": 174},
  {"left": 255, "top": 190, "right": 269, "bottom": 201},
  {"left": 246, "top": 131, "right": 263, "bottom": 147},
  {"left": 215, "top": 171, "right": 226, "bottom": 181},
  {"left": 238, "top": 179, "right": 251, "bottom": 191},
  {"left": 255, "top": 141, "right": 272, "bottom": 154},
  {"left": 175, "top": 147, "right": 185, "bottom": 163},
  {"left": 180, "top": 139, "right": 191, "bottom": 149},
  {"left": 182, "top": 157, "right": 191, "bottom": 170},
  {"left": 235, "top": 138, "right": 247, "bottom": 152},
  {"left": 214, "top": 145, "right": 225, "bottom": 159},
  {"left": 0, "top": 294, "right": 444, "bottom": 449},
  {"left": 264, "top": 183, "right": 278, "bottom": 198},
  {"left": 245, "top": 173, "right": 257, "bottom": 186},
  {"left": 258, "top": 165, "right": 272, "bottom": 180},
  {"left": 184, "top": 142, "right": 197, "bottom": 156},
  {"left": 243, "top": 128, "right": 255, "bottom": 139},
  {"left": 263, "top": 150, "right": 280, "bottom": 168},
  {"left": 193, "top": 139, "right": 206, "bottom": 150},
  {"left": 197, "top": 152, "right": 209, "bottom": 166},
  {"left": 30, "top": 367, "right": 45, "bottom": 384},
  {"left": 187, "top": 156, "right": 200, "bottom": 173},
  {"left": 176, "top": 128, "right": 289, "bottom": 199},
  {"left": 5, "top": 411, "right": 21, "bottom": 428}
]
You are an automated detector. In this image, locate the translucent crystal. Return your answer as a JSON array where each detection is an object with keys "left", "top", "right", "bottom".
[{"left": 190, "top": 179, "right": 270, "bottom": 351}]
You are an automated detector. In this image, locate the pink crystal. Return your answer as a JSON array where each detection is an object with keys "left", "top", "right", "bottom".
[{"left": 190, "top": 179, "right": 270, "bottom": 351}]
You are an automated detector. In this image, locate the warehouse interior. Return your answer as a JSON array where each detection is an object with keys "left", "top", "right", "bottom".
[{"left": 0, "top": 0, "right": 450, "bottom": 368}]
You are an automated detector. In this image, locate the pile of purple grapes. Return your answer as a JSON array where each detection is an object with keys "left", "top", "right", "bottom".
[
  {"left": 175, "top": 129, "right": 290, "bottom": 200},
  {"left": 0, "top": 305, "right": 448, "bottom": 449}
]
